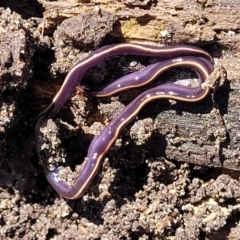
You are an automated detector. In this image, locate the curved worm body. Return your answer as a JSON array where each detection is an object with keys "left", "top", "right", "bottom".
[{"left": 35, "top": 44, "right": 214, "bottom": 199}]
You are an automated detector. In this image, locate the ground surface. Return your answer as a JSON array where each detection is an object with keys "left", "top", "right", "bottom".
[{"left": 0, "top": 1, "right": 240, "bottom": 239}]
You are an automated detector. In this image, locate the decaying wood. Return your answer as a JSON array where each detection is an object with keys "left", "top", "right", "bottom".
[
  {"left": 1, "top": 1, "right": 240, "bottom": 239},
  {"left": 32, "top": 0, "right": 240, "bottom": 171},
  {"left": 39, "top": 0, "right": 240, "bottom": 57}
]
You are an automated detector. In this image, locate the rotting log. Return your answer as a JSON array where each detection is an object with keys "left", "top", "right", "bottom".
[{"left": 31, "top": 0, "right": 240, "bottom": 171}]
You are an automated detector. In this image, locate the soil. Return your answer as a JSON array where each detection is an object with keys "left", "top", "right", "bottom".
[{"left": 0, "top": 1, "right": 240, "bottom": 239}]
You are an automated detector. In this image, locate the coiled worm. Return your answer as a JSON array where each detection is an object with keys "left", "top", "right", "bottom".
[{"left": 35, "top": 43, "right": 215, "bottom": 199}]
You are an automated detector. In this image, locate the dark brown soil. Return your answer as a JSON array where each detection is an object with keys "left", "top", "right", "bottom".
[{"left": 0, "top": 1, "right": 240, "bottom": 239}]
